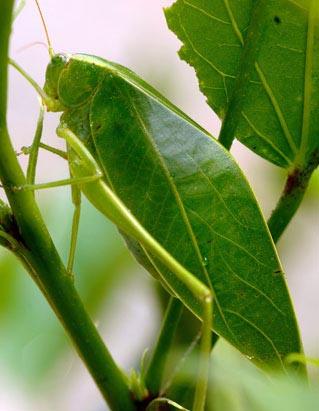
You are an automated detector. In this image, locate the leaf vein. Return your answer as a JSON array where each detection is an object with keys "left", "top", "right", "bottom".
[
  {"left": 218, "top": 248, "right": 286, "bottom": 318},
  {"left": 184, "top": 152, "right": 252, "bottom": 230},
  {"left": 186, "top": 207, "right": 270, "bottom": 269},
  {"left": 276, "top": 44, "right": 303, "bottom": 54},
  {"left": 181, "top": 0, "right": 230, "bottom": 25},
  {"left": 225, "top": 309, "right": 286, "bottom": 371},
  {"left": 178, "top": 14, "right": 236, "bottom": 80},
  {"left": 241, "top": 111, "right": 293, "bottom": 166},
  {"left": 222, "top": 0, "right": 244, "bottom": 46},
  {"left": 287, "top": 0, "right": 308, "bottom": 11},
  {"left": 255, "top": 62, "right": 298, "bottom": 155}
]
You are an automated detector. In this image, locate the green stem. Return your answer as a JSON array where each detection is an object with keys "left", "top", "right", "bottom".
[
  {"left": 268, "top": 153, "right": 319, "bottom": 243},
  {"left": 145, "top": 297, "right": 183, "bottom": 395},
  {"left": 0, "top": 3, "right": 135, "bottom": 410}
]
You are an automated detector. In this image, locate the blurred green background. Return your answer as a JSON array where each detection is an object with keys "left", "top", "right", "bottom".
[{"left": 1, "top": 0, "right": 318, "bottom": 410}]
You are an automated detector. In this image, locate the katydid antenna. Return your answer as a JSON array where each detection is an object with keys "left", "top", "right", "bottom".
[{"left": 34, "top": 0, "right": 54, "bottom": 57}]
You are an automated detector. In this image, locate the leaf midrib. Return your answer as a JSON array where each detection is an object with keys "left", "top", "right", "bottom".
[
  {"left": 299, "top": 0, "right": 318, "bottom": 165},
  {"left": 222, "top": 0, "right": 319, "bottom": 168},
  {"left": 218, "top": 1, "right": 298, "bottom": 163}
]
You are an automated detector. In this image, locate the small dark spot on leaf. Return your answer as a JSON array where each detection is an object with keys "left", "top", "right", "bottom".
[
  {"left": 274, "top": 16, "right": 281, "bottom": 24},
  {"left": 95, "top": 124, "right": 102, "bottom": 132},
  {"left": 273, "top": 269, "right": 282, "bottom": 276}
]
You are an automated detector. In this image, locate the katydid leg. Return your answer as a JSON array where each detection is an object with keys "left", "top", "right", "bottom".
[
  {"left": 9, "top": 58, "right": 49, "bottom": 104},
  {"left": 58, "top": 126, "right": 213, "bottom": 411},
  {"left": 193, "top": 296, "right": 213, "bottom": 411},
  {"left": 67, "top": 182, "right": 81, "bottom": 276},
  {"left": 14, "top": 173, "right": 103, "bottom": 192},
  {"left": 38, "top": 142, "right": 68, "bottom": 159},
  {"left": 21, "top": 142, "right": 68, "bottom": 161},
  {"left": 14, "top": 163, "right": 95, "bottom": 276},
  {"left": 26, "top": 103, "right": 45, "bottom": 185},
  {"left": 152, "top": 265, "right": 212, "bottom": 411}
]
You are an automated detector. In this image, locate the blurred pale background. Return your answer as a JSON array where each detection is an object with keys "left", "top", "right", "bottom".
[{"left": 1, "top": 0, "right": 318, "bottom": 410}]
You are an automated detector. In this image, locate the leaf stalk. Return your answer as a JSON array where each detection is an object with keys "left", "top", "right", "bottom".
[{"left": 268, "top": 150, "right": 319, "bottom": 242}]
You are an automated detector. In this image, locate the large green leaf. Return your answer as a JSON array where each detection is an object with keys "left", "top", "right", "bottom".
[
  {"left": 56, "top": 55, "right": 304, "bottom": 373},
  {"left": 165, "top": 0, "right": 319, "bottom": 169}
]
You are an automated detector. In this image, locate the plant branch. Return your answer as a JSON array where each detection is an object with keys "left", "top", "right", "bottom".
[
  {"left": 145, "top": 297, "right": 183, "bottom": 396},
  {"left": 268, "top": 152, "right": 319, "bottom": 243},
  {"left": 0, "top": 3, "right": 135, "bottom": 410}
]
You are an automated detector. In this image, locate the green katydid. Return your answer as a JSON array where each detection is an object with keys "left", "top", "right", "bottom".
[{"left": 9, "top": 0, "right": 306, "bottom": 409}]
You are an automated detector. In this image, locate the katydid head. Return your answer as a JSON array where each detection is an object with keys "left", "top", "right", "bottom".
[
  {"left": 44, "top": 55, "right": 105, "bottom": 111},
  {"left": 43, "top": 53, "right": 70, "bottom": 112},
  {"left": 33, "top": 0, "right": 67, "bottom": 111}
]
